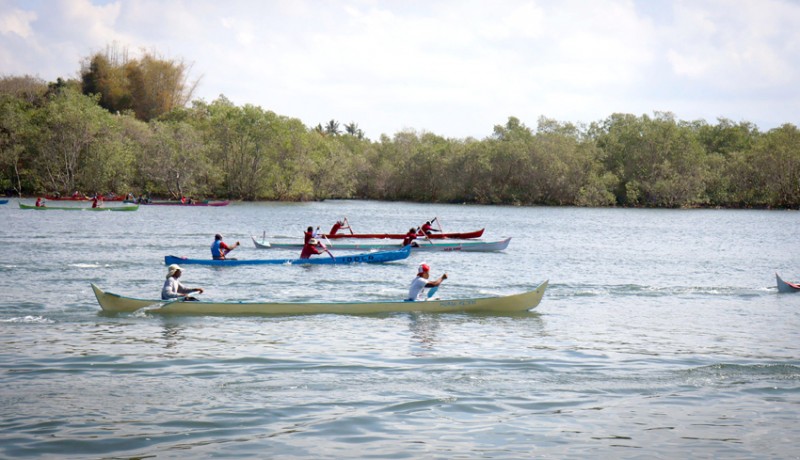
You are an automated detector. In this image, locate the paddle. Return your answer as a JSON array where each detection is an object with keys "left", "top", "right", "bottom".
[{"left": 427, "top": 285, "right": 439, "bottom": 298}]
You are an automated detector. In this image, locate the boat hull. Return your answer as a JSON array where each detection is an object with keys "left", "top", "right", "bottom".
[
  {"left": 322, "top": 228, "right": 484, "bottom": 239},
  {"left": 91, "top": 281, "right": 548, "bottom": 315},
  {"left": 144, "top": 200, "right": 230, "bottom": 206},
  {"left": 164, "top": 247, "right": 410, "bottom": 266},
  {"left": 251, "top": 236, "right": 511, "bottom": 252},
  {"left": 19, "top": 203, "right": 139, "bottom": 211},
  {"left": 0, "top": 199, "right": 7, "bottom": 205},
  {"left": 776, "top": 273, "right": 800, "bottom": 293}
]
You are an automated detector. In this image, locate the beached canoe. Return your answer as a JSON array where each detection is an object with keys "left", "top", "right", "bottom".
[
  {"left": 164, "top": 246, "right": 411, "bottom": 266},
  {"left": 251, "top": 236, "right": 511, "bottom": 252},
  {"left": 19, "top": 203, "right": 139, "bottom": 211},
  {"left": 90, "top": 281, "right": 548, "bottom": 315},
  {"left": 322, "top": 228, "right": 485, "bottom": 240},
  {"left": 776, "top": 273, "right": 800, "bottom": 293},
  {"left": 143, "top": 200, "right": 230, "bottom": 206}
]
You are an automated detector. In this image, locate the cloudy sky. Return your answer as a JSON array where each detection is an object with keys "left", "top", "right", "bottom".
[{"left": 1, "top": 0, "right": 798, "bottom": 139}]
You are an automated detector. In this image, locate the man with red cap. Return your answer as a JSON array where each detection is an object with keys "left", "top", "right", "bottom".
[{"left": 407, "top": 262, "right": 447, "bottom": 301}]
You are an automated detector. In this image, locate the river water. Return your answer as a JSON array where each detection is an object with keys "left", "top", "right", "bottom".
[{"left": 1, "top": 199, "right": 798, "bottom": 459}]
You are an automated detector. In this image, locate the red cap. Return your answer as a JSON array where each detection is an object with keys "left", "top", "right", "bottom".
[{"left": 418, "top": 263, "right": 430, "bottom": 274}]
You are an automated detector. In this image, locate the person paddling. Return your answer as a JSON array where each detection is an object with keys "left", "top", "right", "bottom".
[
  {"left": 35, "top": 197, "right": 45, "bottom": 207},
  {"left": 407, "top": 262, "right": 447, "bottom": 301},
  {"left": 161, "top": 264, "right": 203, "bottom": 301},
  {"left": 211, "top": 234, "right": 240, "bottom": 260},
  {"left": 402, "top": 227, "right": 420, "bottom": 247}
]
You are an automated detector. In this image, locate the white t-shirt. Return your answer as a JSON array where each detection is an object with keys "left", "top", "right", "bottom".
[
  {"left": 407, "top": 276, "right": 429, "bottom": 301},
  {"left": 162, "top": 277, "right": 189, "bottom": 300}
]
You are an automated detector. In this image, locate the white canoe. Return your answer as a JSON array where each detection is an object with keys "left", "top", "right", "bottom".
[
  {"left": 91, "top": 281, "right": 547, "bottom": 315},
  {"left": 776, "top": 273, "right": 800, "bottom": 293},
  {"left": 251, "top": 236, "right": 511, "bottom": 252}
]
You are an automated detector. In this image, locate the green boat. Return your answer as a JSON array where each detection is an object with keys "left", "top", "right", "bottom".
[
  {"left": 91, "top": 281, "right": 549, "bottom": 315},
  {"left": 19, "top": 202, "right": 139, "bottom": 211}
]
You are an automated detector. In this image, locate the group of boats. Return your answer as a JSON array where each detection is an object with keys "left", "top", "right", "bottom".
[
  {"left": 91, "top": 218, "right": 550, "bottom": 315},
  {"left": 16, "top": 199, "right": 229, "bottom": 210}
]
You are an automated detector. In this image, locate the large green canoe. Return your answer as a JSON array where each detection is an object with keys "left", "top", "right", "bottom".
[
  {"left": 91, "top": 281, "right": 548, "bottom": 315},
  {"left": 19, "top": 202, "right": 139, "bottom": 211}
]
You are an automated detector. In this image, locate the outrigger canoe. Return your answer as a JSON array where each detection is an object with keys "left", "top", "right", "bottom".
[
  {"left": 251, "top": 236, "right": 511, "bottom": 252},
  {"left": 143, "top": 200, "right": 230, "bottom": 206},
  {"left": 164, "top": 246, "right": 411, "bottom": 266},
  {"left": 776, "top": 273, "right": 800, "bottom": 293},
  {"left": 90, "top": 281, "right": 548, "bottom": 315},
  {"left": 322, "top": 228, "right": 484, "bottom": 240},
  {"left": 19, "top": 203, "right": 139, "bottom": 211}
]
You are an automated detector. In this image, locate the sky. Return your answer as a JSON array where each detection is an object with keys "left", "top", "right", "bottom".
[{"left": 1, "top": 0, "right": 798, "bottom": 139}]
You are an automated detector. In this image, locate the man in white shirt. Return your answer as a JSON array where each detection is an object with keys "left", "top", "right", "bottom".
[{"left": 407, "top": 262, "right": 447, "bottom": 301}]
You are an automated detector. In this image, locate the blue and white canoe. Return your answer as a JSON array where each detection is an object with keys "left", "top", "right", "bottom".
[
  {"left": 776, "top": 273, "right": 800, "bottom": 293},
  {"left": 251, "top": 236, "right": 511, "bottom": 252},
  {"left": 164, "top": 246, "right": 411, "bottom": 266}
]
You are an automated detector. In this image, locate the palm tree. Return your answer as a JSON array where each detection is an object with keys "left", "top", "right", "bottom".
[{"left": 324, "top": 119, "right": 340, "bottom": 136}]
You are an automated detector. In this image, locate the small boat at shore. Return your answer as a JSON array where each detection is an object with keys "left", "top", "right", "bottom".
[
  {"left": 164, "top": 246, "right": 411, "bottom": 266},
  {"left": 251, "top": 236, "right": 511, "bottom": 252},
  {"left": 19, "top": 202, "right": 139, "bottom": 211},
  {"left": 776, "top": 273, "right": 800, "bottom": 293},
  {"left": 90, "top": 281, "right": 548, "bottom": 315}
]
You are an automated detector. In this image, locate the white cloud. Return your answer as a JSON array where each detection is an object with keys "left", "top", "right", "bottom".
[{"left": 1, "top": 0, "right": 798, "bottom": 137}]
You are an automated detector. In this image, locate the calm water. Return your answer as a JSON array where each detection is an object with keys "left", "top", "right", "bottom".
[{"left": 1, "top": 199, "right": 798, "bottom": 459}]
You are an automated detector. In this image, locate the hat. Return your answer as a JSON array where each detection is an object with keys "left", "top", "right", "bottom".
[
  {"left": 418, "top": 263, "right": 430, "bottom": 274},
  {"left": 309, "top": 238, "right": 318, "bottom": 245},
  {"left": 167, "top": 264, "right": 182, "bottom": 278}
]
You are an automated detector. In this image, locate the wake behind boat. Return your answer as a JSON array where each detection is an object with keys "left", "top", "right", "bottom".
[
  {"left": 251, "top": 236, "right": 511, "bottom": 252},
  {"left": 776, "top": 273, "right": 800, "bottom": 293},
  {"left": 164, "top": 246, "right": 411, "bottom": 266},
  {"left": 91, "top": 281, "right": 548, "bottom": 315},
  {"left": 19, "top": 202, "right": 139, "bottom": 211}
]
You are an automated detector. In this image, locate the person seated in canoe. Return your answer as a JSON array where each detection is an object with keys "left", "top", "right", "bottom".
[
  {"left": 211, "top": 234, "right": 240, "bottom": 260},
  {"left": 35, "top": 197, "right": 45, "bottom": 207},
  {"left": 419, "top": 220, "right": 441, "bottom": 236},
  {"left": 407, "top": 262, "right": 447, "bottom": 301},
  {"left": 328, "top": 219, "right": 350, "bottom": 236},
  {"left": 300, "top": 238, "right": 325, "bottom": 259},
  {"left": 91, "top": 197, "right": 100, "bottom": 208},
  {"left": 162, "top": 264, "right": 203, "bottom": 301},
  {"left": 402, "top": 227, "right": 421, "bottom": 247}
]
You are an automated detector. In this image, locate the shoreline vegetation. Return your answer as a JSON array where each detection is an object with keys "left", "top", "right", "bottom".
[{"left": 2, "top": 46, "right": 799, "bottom": 209}]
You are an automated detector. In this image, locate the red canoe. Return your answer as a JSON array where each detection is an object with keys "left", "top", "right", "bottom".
[
  {"left": 323, "top": 228, "right": 484, "bottom": 240},
  {"left": 144, "top": 200, "right": 230, "bottom": 207}
]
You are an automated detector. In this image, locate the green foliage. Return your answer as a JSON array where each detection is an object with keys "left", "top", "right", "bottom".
[{"left": 2, "top": 65, "right": 798, "bottom": 207}]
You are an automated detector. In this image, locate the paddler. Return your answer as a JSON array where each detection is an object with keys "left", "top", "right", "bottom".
[
  {"left": 407, "top": 262, "right": 447, "bottom": 301},
  {"left": 161, "top": 264, "right": 203, "bottom": 301},
  {"left": 211, "top": 234, "right": 240, "bottom": 260}
]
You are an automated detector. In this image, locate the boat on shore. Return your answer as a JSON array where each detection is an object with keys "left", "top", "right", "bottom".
[
  {"left": 776, "top": 273, "right": 800, "bottom": 293},
  {"left": 19, "top": 203, "right": 139, "bottom": 211},
  {"left": 251, "top": 236, "right": 511, "bottom": 252},
  {"left": 164, "top": 246, "right": 411, "bottom": 266},
  {"left": 142, "top": 200, "right": 230, "bottom": 206},
  {"left": 91, "top": 281, "right": 548, "bottom": 315}
]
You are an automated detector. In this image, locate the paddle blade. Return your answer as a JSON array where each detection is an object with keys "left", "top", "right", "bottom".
[{"left": 427, "top": 286, "right": 439, "bottom": 298}]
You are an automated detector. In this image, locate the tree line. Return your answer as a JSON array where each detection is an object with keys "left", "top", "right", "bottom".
[{"left": 1, "top": 48, "right": 798, "bottom": 208}]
